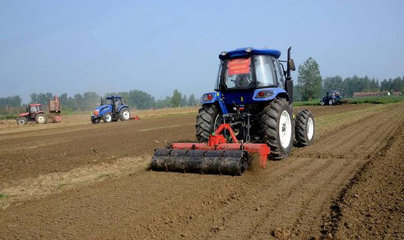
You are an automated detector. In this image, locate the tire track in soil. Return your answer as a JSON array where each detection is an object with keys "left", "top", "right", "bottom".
[{"left": 320, "top": 120, "right": 404, "bottom": 239}]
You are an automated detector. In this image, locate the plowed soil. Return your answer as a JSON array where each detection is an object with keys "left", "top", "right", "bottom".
[{"left": 0, "top": 103, "right": 403, "bottom": 239}]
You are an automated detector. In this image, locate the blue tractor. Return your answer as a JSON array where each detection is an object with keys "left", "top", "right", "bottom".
[
  {"left": 320, "top": 90, "right": 342, "bottom": 105},
  {"left": 151, "top": 47, "right": 315, "bottom": 175},
  {"left": 91, "top": 95, "right": 131, "bottom": 124}
]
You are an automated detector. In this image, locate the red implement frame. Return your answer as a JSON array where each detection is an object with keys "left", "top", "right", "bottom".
[{"left": 171, "top": 124, "right": 270, "bottom": 168}]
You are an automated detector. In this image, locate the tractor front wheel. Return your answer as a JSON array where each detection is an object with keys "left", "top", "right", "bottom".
[
  {"left": 91, "top": 118, "right": 100, "bottom": 124},
  {"left": 295, "top": 109, "right": 315, "bottom": 146},
  {"left": 17, "top": 117, "right": 27, "bottom": 125},
  {"left": 259, "top": 98, "right": 293, "bottom": 160},
  {"left": 103, "top": 113, "right": 112, "bottom": 123},
  {"left": 196, "top": 104, "right": 221, "bottom": 142},
  {"left": 35, "top": 114, "right": 47, "bottom": 124},
  {"left": 119, "top": 109, "right": 131, "bottom": 121}
]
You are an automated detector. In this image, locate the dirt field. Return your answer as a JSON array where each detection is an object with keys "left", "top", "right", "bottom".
[{"left": 0, "top": 103, "right": 403, "bottom": 239}]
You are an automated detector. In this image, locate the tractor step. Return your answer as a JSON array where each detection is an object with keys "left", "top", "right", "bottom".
[{"left": 151, "top": 149, "right": 248, "bottom": 175}]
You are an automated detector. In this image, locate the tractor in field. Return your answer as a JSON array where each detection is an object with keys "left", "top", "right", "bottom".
[
  {"left": 320, "top": 90, "right": 342, "bottom": 105},
  {"left": 91, "top": 95, "right": 131, "bottom": 123},
  {"left": 17, "top": 96, "right": 61, "bottom": 125},
  {"left": 151, "top": 47, "right": 315, "bottom": 175}
]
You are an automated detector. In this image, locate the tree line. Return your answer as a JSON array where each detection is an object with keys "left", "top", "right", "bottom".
[
  {"left": 0, "top": 89, "right": 199, "bottom": 113},
  {"left": 296, "top": 58, "right": 404, "bottom": 101},
  {"left": 2, "top": 59, "right": 403, "bottom": 112}
]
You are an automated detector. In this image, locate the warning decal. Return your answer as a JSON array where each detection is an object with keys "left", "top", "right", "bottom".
[{"left": 228, "top": 58, "right": 250, "bottom": 76}]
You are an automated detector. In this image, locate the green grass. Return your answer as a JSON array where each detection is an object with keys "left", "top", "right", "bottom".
[
  {"left": 97, "top": 173, "right": 111, "bottom": 179},
  {"left": 0, "top": 114, "right": 17, "bottom": 120},
  {"left": 293, "top": 99, "right": 321, "bottom": 106},
  {"left": 0, "top": 193, "right": 7, "bottom": 199},
  {"left": 294, "top": 95, "right": 404, "bottom": 106},
  {"left": 346, "top": 95, "right": 404, "bottom": 104}
]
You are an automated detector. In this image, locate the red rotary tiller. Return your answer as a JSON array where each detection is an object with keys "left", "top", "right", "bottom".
[{"left": 151, "top": 123, "right": 270, "bottom": 175}]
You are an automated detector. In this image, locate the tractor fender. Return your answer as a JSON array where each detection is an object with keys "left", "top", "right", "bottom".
[
  {"left": 252, "top": 88, "right": 289, "bottom": 102},
  {"left": 34, "top": 111, "right": 45, "bottom": 115},
  {"left": 200, "top": 91, "right": 228, "bottom": 114},
  {"left": 117, "top": 105, "right": 129, "bottom": 113}
]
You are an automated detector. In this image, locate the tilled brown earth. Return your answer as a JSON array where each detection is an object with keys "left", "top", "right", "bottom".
[
  {"left": 329, "top": 120, "right": 404, "bottom": 239},
  {"left": 0, "top": 103, "right": 403, "bottom": 239}
]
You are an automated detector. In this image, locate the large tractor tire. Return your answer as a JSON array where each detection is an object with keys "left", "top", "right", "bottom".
[
  {"left": 295, "top": 109, "right": 315, "bottom": 146},
  {"left": 103, "top": 113, "right": 112, "bottom": 123},
  {"left": 259, "top": 98, "right": 293, "bottom": 160},
  {"left": 35, "top": 114, "right": 47, "bottom": 124},
  {"left": 195, "top": 104, "right": 221, "bottom": 142},
  {"left": 119, "top": 109, "right": 131, "bottom": 121},
  {"left": 17, "top": 117, "right": 28, "bottom": 125}
]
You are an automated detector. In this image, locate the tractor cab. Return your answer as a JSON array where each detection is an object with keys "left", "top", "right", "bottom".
[
  {"left": 28, "top": 104, "right": 42, "bottom": 113},
  {"left": 216, "top": 48, "right": 285, "bottom": 92},
  {"left": 202, "top": 47, "right": 294, "bottom": 114}
]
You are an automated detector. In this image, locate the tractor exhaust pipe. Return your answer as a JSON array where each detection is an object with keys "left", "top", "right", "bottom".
[{"left": 285, "top": 47, "right": 295, "bottom": 104}]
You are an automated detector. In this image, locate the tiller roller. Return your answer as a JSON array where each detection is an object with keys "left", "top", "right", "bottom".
[{"left": 151, "top": 124, "right": 270, "bottom": 175}]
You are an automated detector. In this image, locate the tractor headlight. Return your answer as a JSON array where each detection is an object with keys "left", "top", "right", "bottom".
[
  {"left": 245, "top": 48, "right": 252, "bottom": 53},
  {"left": 93, "top": 110, "right": 99, "bottom": 116},
  {"left": 255, "top": 90, "right": 274, "bottom": 98},
  {"left": 220, "top": 51, "right": 227, "bottom": 56}
]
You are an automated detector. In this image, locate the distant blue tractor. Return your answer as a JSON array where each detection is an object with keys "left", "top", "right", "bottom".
[
  {"left": 195, "top": 47, "right": 315, "bottom": 160},
  {"left": 91, "top": 95, "right": 131, "bottom": 123},
  {"left": 320, "top": 90, "right": 342, "bottom": 105}
]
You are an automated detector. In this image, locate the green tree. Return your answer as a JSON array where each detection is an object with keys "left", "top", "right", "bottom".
[
  {"left": 180, "top": 94, "right": 188, "bottom": 107},
  {"left": 171, "top": 89, "right": 182, "bottom": 107},
  {"left": 297, "top": 58, "right": 322, "bottom": 100},
  {"left": 188, "top": 94, "right": 197, "bottom": 106},
  {"left": 0, "top": 95, "right": 21, "bottom": 107},
  {"left": 323, "top": 76, "right": 343, "bottom": 95},
  {"left": 30, "top": 93, "right": 53, "bottom": 105},
  {"left": 107, "top": 90, "right": 155, "bottom": 109},
  {"left": 155, "top": 96, "right": 172, "bottom": 108}
]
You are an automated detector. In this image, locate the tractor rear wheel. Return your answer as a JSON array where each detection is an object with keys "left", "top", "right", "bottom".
[
  {"left": 295, "top": 109, "right": 315, "bottom": 146},
  {"left": 196, "top": 104, "right": 220, "bottom": 142},
  {"left": 259, "top": 98, "right": 293, "bottom": 160},
  {"left": 103, "top": 113, "right": 112, "bottom": 123},
  {"left": 35, "top": 114, "right": 47, "bottom": 124},
  {"left": 17, "top": 117, "right": 27, "bottom": 125},
  {"left": 119, "top": 109, "right": 131, "bottom": 121}
]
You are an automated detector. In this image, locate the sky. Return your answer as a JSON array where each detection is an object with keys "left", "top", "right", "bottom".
[{"left": 0, "top": 0, "right": 403, "bottom": 103}]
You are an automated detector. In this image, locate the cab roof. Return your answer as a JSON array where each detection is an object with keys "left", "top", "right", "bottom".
[
  {"left": 219, "top": 47, "right": 281, "bottom": 60},
  {"left": 106, "top": 95, "right": 122, "bottom": 99}
]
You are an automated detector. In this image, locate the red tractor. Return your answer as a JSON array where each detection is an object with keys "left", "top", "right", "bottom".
[
  {"left": 16, "top": 96, "right": 61, "bottom": 125},
  {"left": 17, "top": 104, "right": 47, "bottom": 125}
]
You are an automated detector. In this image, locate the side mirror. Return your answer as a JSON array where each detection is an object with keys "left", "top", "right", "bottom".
[{"left": 288, "top": 58, "right": 296, "bottom": 71}]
